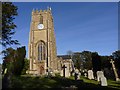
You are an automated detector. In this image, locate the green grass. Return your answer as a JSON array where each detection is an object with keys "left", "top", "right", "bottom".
[
  {"left": 3, "top": 75, "right": 120, "bottom": 89},
  {"left": 107, "top": 79, "right": 120, "bottom": 89},
  {"left": 80, "top": 76, "right": 99, "bottom": 85},
  {"left": 80, "top": 75, "right": 120, "bottom": 89}
]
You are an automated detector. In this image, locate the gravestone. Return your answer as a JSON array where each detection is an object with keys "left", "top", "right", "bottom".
[
  {"left": 100, "top": 76, "right": 107, "bottom": 86},
  {"left": 78, "top": 72, "right": 81, "bottom": 79},
  {"left": 88, "top": 70, "right": 94, "bottom": 80},
  {"left": 97, "top": 71, "right": 104, "bottom": 82}
]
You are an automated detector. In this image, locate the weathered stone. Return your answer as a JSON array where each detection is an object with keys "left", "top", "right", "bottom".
[
  {"left": 88, "top": 70, "right": 94, "bottom": 80},
  {"left": 28, "top": 8, "right": 74, "bottom": 77},
  {"left": 28, "top": 8, "right": 58, "bottom": 75},
  {"left": 97, "top": 71, "right": 104, "bottom": 82},
  {"left": 100, "top": 76, "right": 108, "bottom": 86}
]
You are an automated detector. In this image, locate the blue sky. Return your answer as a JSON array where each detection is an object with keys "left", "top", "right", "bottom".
[{"left": 9, "top": 2, "right": 118, "bottom": 59}]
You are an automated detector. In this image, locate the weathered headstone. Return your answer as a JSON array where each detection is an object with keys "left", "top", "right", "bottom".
[
  {"left": 100, "top": 76, "right": 107, "bottom": 86},
  {"left": 88, "top": 70, "right": 94, "bottom": 80},
  {"left": 97, "top": 71, "right": 104, "bottom": 82}
]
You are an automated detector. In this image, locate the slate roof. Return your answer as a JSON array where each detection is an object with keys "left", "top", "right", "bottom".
[{"left": 57, "top": 55, "right": 71, "bottom": 60}]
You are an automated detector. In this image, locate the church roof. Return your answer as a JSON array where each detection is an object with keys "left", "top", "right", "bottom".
[{"left": 57, "top": 55, "right": 71, "bottom": 60}]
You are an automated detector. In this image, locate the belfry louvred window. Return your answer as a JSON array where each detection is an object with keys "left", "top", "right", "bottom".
[
  {"left": 40, "top": 15, "right": 43, "bottom": 24},
  {"left": 38, "top": 41, "right": 46, "bottom": 60}
]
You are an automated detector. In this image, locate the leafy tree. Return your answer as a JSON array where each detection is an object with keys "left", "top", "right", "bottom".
[
  {"left": 2, "top": 47, "right": 16, "bottom": 88},
  {"left": 92, "top": 52, "right": 101, "bottom": 78},
  {"left": 14, "top": 46, "right": 26, "bottom": 75},
  {"left": 100, "top": 56, "right": 111, "bottom": 69},
  {"left": 72, "top": 51, "right": 93, "bottom": 70},
  {"left": 2, "top": 48, "right": 16, "bottom": 74},
  {"left": 21, "top": 58, "right": 29, "bottom": 75},
  {"left": 2, "top": 46, "right": 26, "bottom": 88},
  {"left": 100, "top": 55, "right": 115, "bottom": 79},
  {"left": 112, "top": 50, "right": 120, "bottom": 78},
  {"left": 81, "top": 51, "right": 93, "bottom": 70},
  {"left": 1, "top": 2, "right": 19, "bottom": 47},
  {"left": 72, "top": 52, "right": 82, "bottom": 70},
  {"left": 2, "top": 46, "right": 26, "bottom": 75}
]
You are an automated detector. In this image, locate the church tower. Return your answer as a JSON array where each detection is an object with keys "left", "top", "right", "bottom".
[{"left": 28, "top": 8, "right": 57, "bottom": 75}]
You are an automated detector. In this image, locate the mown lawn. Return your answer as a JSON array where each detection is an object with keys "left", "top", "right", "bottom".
[
  {"left": 4, "top": 75, "right": 120, "bottom": 89},
  {"left": 80, "top": 76, "right": 120, "bottom": 89}
]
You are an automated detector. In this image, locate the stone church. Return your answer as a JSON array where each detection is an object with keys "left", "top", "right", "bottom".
[{"left": 28, "top": 7, "right": 74, "bottom": 77}]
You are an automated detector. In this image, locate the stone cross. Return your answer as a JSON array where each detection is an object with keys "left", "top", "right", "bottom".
[
  {"left": 62, "top": 65, "right": 67, "bottom": 77},
  {"left": 110, "top": 59, "right": 120, "bottom": 81}
]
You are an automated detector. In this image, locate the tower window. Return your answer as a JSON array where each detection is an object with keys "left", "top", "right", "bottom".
[
  {"left": 38, "top": 41, "right": 46, "bottom": 60},
  {"left": 40, "top": 15, "right": 43, "bottom": 24}
]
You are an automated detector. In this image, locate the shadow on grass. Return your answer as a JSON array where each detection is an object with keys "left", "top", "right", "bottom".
[
  {"left": 50, "top": 77, "right": 120, "bottom": 90},
  {"left": 2, "top": 75, "right": 120, "bottom": 90}
]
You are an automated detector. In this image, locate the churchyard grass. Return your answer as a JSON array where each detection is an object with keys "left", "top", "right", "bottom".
[
  {"left": 80, "top": 76, "right": 99, "bottom": 85},
  {"left": 107, "top": 79, "right": 120, "bottom": 89},
  {"left": 6, "top": 75, "right": 120, "bottom": 89},
  {"left": 80, "top": 75, "right": 120, "bottom": 89}
]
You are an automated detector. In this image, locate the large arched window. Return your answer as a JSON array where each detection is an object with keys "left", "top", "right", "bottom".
[{"left": 38, "top": 41, "right": 46, "bottom": 61}]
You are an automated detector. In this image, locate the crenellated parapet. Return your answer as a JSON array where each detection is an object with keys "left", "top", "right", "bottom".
[
  {"left": 31, "top": 7, "right": 53, "bottom": 23},
  {"left": 32, "top": 7, "right": 52, "bottom": 16}
]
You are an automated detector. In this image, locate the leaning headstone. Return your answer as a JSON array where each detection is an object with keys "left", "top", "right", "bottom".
[
  {"left": 88, "top": 70, "right": 94, "bottom": 80},
  {"left": 100, "top": 76, "right": 107, "bottom": 86},
  {"left": 97, "top": 71, "right": 104, "bottom": 82}
]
